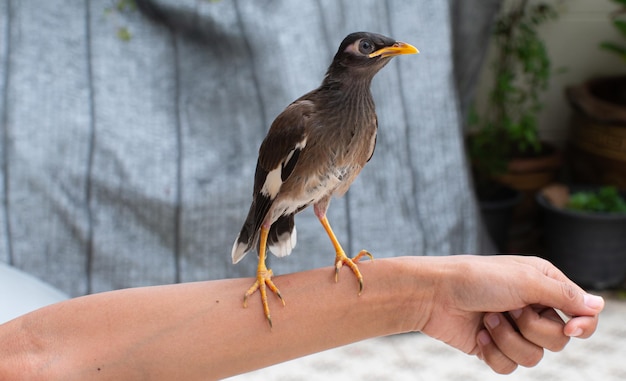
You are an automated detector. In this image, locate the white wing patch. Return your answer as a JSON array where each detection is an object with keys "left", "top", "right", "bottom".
[
  {"left": 259, "top": 137, "right": 307, "bottom": 200},
  {"left": 260, "top": 167, "right": 282, "bottom": 198},
  {"left": 295, "top": 137, "right": 307, "bottom": 151}
]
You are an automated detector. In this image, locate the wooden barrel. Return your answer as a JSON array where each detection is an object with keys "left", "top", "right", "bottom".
[
  {"left": 495, "top": 144, "right": 563, "bottom": 191},
  {"left": 494, "top": 143, "right": 563, "bottom": 219},
  {"left": 566, "top": 76, "right": 626, "bottom": 189}
]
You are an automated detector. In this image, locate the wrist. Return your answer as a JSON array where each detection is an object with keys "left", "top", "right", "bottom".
[{"left": 369, "top": 256, "right": 441, "bottom": 334}]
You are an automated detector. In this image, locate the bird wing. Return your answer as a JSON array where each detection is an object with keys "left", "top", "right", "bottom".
[
  {"left": 366, "top": 114, "right": 378, "bottom": 163},
  {"left": 255, "top": 99, "right": 313, "bottom": 193},
  {"left": 258, "top": 100, "right": 313, "bottom": 176},
  {"left": 231, "top": 99, "right": 314, "bottom": 264}
]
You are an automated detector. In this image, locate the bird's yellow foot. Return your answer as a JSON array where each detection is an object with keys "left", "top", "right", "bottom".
[
  {"left": 334, "top": 250, "right": 374, "bottom": 294},
  {"left": 243, "top": 267, "right": 285, "bottom": 327}
]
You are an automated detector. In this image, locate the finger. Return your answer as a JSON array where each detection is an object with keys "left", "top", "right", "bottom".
[
  {"left": 500, "top": 256, "right": 604, "bottom": 330},
  {"left": 509, "top": 306, "right": 569, "bottom": 352},
  {"left": 564, "top": 315, "right": 600, "bottom": 339},
  {"left": 483, "top": 312, "right": 544, "bottom": 368},
  {"left": 516, "top": 258, "right": 605, "bottom": 317},
  {"left": 476, "top": 329, "right": 518, "bottom": 374}
]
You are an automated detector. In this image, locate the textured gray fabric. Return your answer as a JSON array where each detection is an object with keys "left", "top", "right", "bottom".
[
  {"left": 451, "top": 0, "right": 502, "bottom": 254},
  {"left": 0, "top": 0, "right": 497, "bottom": 296},
  {"left": 451, "top": 0, "right": 502, "bottom": 119}
]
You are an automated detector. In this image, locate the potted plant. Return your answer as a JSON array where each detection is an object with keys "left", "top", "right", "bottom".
[
  {"left": 538, "top": 184, "right": 626, "bottom": 289},
  {"left": 565, "top": 0, "right": 626, "bottom": 189},
  {"left": 468, "top": 0, "right": 561, "bottom": 250},
  {"left": 476, "top": 182, "right": 522, "bottom": 252}
]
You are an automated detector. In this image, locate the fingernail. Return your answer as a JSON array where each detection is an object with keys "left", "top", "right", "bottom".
[
  {"left": 510, "top": 309, "right": 523, "bottom": 319},
  {"left": 567, "top": 327, "right": 583, "bottom": 337},
  {"left": 486, "top": 313, "right": 500, "bottom": 329},
  {"left": 584, "top": 294, "right": 604, "bottom": 310},
  {"left": 478, "top": 330, "right": 492, "bottom": 345}
]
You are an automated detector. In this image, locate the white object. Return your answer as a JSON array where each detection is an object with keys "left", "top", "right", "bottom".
[{"left": 0, "top": 263, "right": 68, "bottom": 324}]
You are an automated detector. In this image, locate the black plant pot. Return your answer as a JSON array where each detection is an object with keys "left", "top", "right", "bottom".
[
  {"left": 479, "top": 186, "right": 522, "bottom": 252},
  {"left": 537, "top": 188, "right": 626, "bottom": 289}
]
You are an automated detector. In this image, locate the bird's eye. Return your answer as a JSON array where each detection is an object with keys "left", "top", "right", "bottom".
[{"left": 358, "top": 39, "right": 374, "bottom": 54}]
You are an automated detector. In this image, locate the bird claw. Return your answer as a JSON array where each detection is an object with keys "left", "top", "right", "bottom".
[
  {"left": 243, "top": 268, "right": 284, "bottom": 327},
  {"left": 354, "top": 249, "right": 374, "bottom": 263},
  {"left": 334, "top": 250, "right": 374, "bottom": 295}
]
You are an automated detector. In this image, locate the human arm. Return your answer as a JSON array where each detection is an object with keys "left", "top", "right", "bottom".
[{"left": 0, "top": 255, "right": 603, "bottom": 380}]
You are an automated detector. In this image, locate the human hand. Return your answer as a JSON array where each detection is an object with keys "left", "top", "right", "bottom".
[{"left": 415, "top": 255, "right": 604, "bottom": 374}]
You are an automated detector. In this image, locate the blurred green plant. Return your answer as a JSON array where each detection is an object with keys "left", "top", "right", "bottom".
[
  {"left": 468, "top": 0, "right": 558, "bottom": 176},
  {"left": 566, "top": 186, "right": 626, "bottom": 214},
  {"left": 600, "top": 0, "right": 626, "bottom": 62},
  {"left": 105, "top": 0, "right": 137, "bottom": 41},
  {"left": 116, "top": 27, "right": 132, "bottom": 42}
]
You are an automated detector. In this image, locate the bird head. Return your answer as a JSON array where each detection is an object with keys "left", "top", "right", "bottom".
[{"left": 327, "top": 32, "right": 418, "bottom": 79}]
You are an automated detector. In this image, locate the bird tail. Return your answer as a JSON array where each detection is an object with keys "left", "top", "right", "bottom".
[
  {"left": 232, "top": 202, "right": 259, "bottom": 264},
  {"left": 231, "top": 214, "right": 297, "bottom": 264},
  {"left": 267, "top": 215, "right": 297, "bottom": 258},
  {"left": 232, "top": 226, "right": 256, "bottom": 265}
]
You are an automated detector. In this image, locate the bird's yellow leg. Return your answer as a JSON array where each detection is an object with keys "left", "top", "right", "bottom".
[
  {"left": 243, "top": 225, "right": 284, "bottom": 327},
  {"left": 318, "top": 215, "right": 373, "bottom": 294}
]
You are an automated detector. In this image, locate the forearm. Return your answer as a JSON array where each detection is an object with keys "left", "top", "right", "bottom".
[{"left": 0, "top": 257, "right": 436, "bottom": 381}]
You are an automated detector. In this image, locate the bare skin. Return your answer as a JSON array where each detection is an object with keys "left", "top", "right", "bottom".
[{"left": 0, "top": 255, "right": 604, "bottom": 380}]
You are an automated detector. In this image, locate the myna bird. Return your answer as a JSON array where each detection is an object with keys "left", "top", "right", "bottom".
[{"left": 232, "top": 32, "right": 418, "bottom": 326}]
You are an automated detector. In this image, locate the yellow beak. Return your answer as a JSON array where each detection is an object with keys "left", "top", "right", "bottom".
[{"left": 369, "top": 42, "right": 419, "bottom": 58}]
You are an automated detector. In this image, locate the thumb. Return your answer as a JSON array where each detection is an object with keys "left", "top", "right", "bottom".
[
  {"left": 531, "top": 278, "right": 604, "bottom": 339},
  {"left": 523, "top": 258, "right": 605, "bottom": 317},
  {"left": 556, "top": 287, "right": 604, "bottom": 339},
  {"left": 578, "top": 292, "right": 605, "bottom": 315},
  {"left": 529, "top": 274, "right": 604, "bottom": 318}
]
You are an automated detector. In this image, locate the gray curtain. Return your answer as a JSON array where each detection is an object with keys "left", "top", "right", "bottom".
[{"left": 0, "top": 0, "right": 500, "bottom": 296}]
